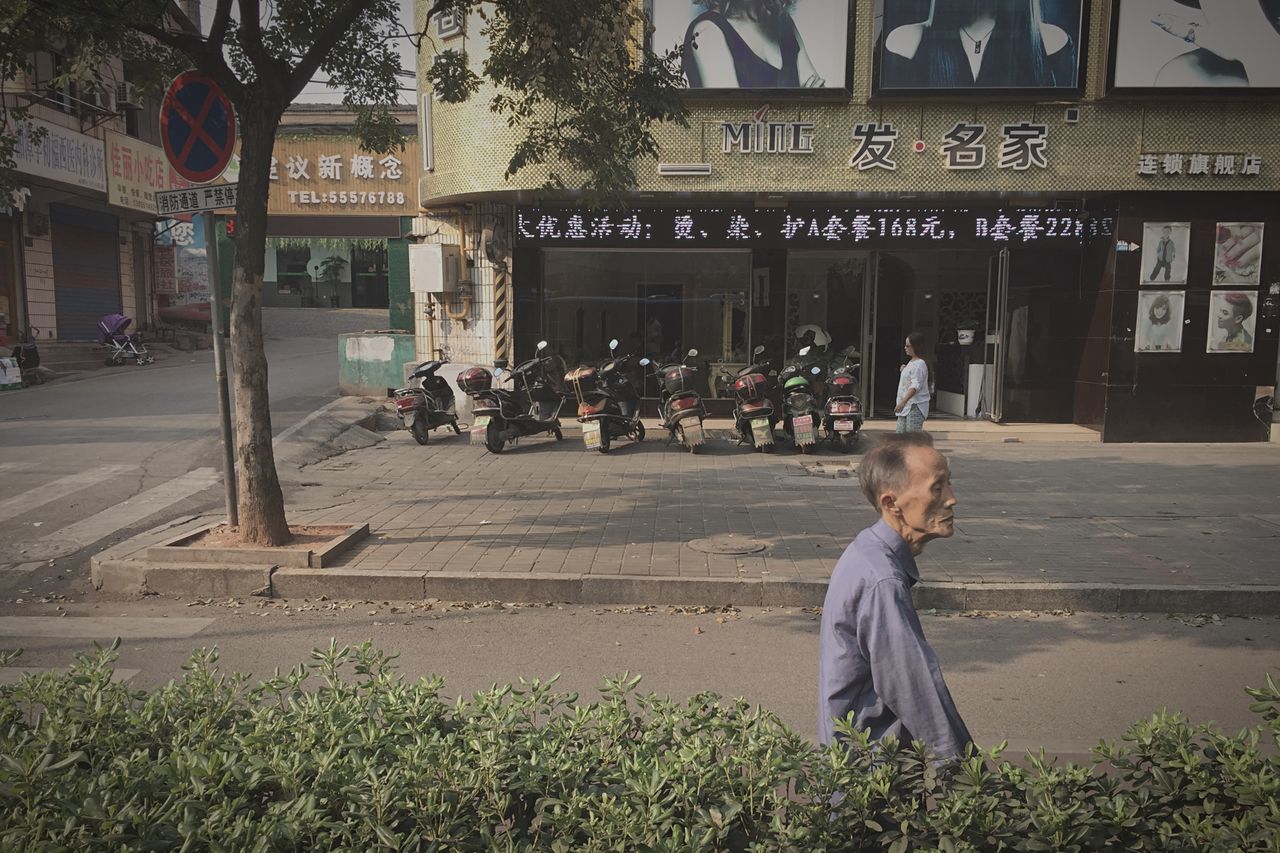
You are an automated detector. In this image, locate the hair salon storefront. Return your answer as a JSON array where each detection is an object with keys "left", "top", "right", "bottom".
[
  {"left": 416, "top": 0, "right": 1280, "bottom": 442},
  {"left": 514, "top": 203, "right": 1114, "bottom": 422}
]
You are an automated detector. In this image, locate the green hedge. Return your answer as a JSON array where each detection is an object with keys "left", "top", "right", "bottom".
[{"left": 1, "top": 642, "right": 1277, "bottom": 851}]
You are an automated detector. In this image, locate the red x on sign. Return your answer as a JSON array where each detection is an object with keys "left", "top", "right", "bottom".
[{"left": 160, "top": 70, "right": 237, "bottom": 184}]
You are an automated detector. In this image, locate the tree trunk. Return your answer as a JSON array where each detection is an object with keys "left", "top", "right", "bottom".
[{"left": 229, "top": 105, "right": 292, "bottom": 546}]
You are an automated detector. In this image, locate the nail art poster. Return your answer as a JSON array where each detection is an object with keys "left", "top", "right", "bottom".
[{"left": 1214, "top": 222, "right": 1264, "bottom": 286}]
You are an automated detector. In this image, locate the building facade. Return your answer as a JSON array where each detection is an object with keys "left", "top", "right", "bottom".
[
  {"left": 414, "top": 0, "right": 1280, "bottom": 441},
  {"left": 3, "top": 49, "right": 186, "bottom": 344}
]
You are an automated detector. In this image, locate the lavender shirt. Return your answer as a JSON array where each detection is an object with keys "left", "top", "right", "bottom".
[{"left": 817, "top": 520, "right": 972, "bottom": 758}]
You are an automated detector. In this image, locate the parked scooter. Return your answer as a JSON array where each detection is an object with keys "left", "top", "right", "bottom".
[
  {"left": 822, "top": 346, "right": 864, "bottom": 452},
  {"left": 647, "top": 348, "right": 707, "bottom": 452},
  {"left": 566, "top": 338, "right": 645, "bottom": 453},
  {"left": 731, "top": 345, "right": 777, "bottom": 452},
  {"left": 778, "top": 345, "right": 826, "bottom": 454},
  {"left": 392, "top": 359, "right": 462, "bottom": 445},
  {"left": 459, "top": 340, "right": 566, "bottom": 454}
]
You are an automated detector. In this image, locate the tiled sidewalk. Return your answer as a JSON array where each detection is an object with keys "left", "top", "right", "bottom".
[{"left": 288, "top": 427, "right": 1280, "bottom": 590}]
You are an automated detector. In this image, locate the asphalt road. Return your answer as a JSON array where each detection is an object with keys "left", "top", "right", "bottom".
[
  {"left": 1, "top": 600, "right": 1275, "bottom": 764},
  {"left": 0, "top": 308, "right": 387, "bottom": 582}
]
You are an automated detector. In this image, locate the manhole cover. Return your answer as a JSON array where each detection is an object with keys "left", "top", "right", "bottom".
[{"left": 686, "top": 534, "right": 770, "bottom": 555}]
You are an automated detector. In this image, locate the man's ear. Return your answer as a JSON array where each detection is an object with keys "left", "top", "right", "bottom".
[{"left": 878, "top": 492, "right": 899, "bottom": 518}]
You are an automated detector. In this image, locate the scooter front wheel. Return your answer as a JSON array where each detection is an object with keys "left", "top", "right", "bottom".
[
  {"left": 553, "top": 426, "right": 564, "bottom": 441},
  {"left": 597, "top": 428, "right": 611, "bottom": 454},
  {"left": 411, "top": 419, "right": 431, "bottom": 446},
  {"left": 485, "top": 420, "right": 505, "bottom": 454},
  {"left": 633, "top": 421, "right": 645, "bottom": 442}
]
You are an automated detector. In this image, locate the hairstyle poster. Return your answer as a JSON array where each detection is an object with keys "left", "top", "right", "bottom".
[
  {"left": 1135, "top": 289, "right": 1185, "bottom": 352},
  {"left": 1206, "top": 290, "right": 1258, "bottom": 353},
  {"left": 650, "top": 0, "right": 852, "bottom": 90},
  {"left": 1110, "top": 0, "right": 1280, "bottom": 90},
  {"left": 1213, "top": 222, "right": 1264, "bottom": 286},
  {"left": 1140, "top": 221, "right": 1190, "bottom": 285},
  {"left": 873, "top": 0, "right": 1086, "bottom": 92}
]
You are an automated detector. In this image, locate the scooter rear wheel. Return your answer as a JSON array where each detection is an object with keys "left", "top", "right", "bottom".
[
  {"left": 411, "top": 419, "right": 431, "bottom": 446},
  {"left": 485, "top": 420, "right": 505, "bottom": 454}
]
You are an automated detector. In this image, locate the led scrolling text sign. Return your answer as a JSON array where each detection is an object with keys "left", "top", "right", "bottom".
[{"left": 516, "top": 208, "right": 1113, "bottom": 250}]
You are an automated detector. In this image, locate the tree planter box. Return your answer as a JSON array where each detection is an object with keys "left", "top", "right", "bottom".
[{"left": 147, "top": 523, "right": 369, "bottom": 568}]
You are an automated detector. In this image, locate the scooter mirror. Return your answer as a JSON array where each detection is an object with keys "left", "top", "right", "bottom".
[
  {"left": 799, "top": 346, "right": 811, "bottom": 356},
  {"left": 609, "top": 338, "right": 619, "bottom": 351},
  {"left": 687, "top": 348, "right": 699, "bottom": 358},
  {"left": 536, "top": 340, "right": 548, "bottom": 351},
  {"left": 811, "top": 366, "right": 821, "bottom": 375},
  {"left": 753, "top": 345, "right": 765, "bottom": 356},
  {"left": 639, "top": 358, "right": 651, "bottom": 366}
]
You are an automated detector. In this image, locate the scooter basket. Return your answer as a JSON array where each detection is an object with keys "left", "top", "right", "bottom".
[
  {"left": 457, "top": 367, "right": 492, "bottom": 393},
  {"left": 732, "top": 372, "right": 768, "bottom": 401},
  {"left": 662, "top": 366, "right": 697, "bottom": 396}
]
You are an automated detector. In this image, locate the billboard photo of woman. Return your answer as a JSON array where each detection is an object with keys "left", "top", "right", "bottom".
[
  {"left": 1111, "top": 0, "right": 1280, "bottom": 89},
  {"left": 876, "top": 0, "right": 1083, "bottom": 91},
  {"left": 650, "top": 0, "right": 851, "bottom": 90}
]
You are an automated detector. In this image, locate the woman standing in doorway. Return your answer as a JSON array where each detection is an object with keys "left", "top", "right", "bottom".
[{"left": 895, "top": 332, "right": 932, "bottom": 433}]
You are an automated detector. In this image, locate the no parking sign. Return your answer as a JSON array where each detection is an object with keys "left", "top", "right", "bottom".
[{"left": 160, "top": 70, "right": 236, "bottom": 183}]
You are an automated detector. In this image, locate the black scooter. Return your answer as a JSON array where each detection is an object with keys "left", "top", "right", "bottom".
[
  {"left": 459, "top": 340, "right": 566, "bottom": 454},
  {"left": 567, "top": 338, "right": 645, "bottom": 453},
  {"left": 392, "top": 360, "right": 462, "bottom": 445},
  {"left": 647, "top": 347, "right": 706, "bottom": 452},
  {"left": 730, "top": 345, "right": 777, "bottom": 452}
]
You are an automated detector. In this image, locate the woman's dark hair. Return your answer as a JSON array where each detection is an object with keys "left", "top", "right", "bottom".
[
  {"left": 907, "top": 331, "right": 933, "bottom": 386},
  {"left": 1148, "top": 294, "right": 1172, "bottom": 326},
  {"left": 920, "top": 0, "right": 1053, "bottom": 87},
  {"left": 701, "top": 0, "right": 796, "bottom": 21}
]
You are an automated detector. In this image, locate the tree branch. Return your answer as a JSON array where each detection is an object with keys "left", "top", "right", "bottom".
[
  {"left": 284, "top": 0, "right": 375, "bottom": 102},
  {"left": 209, "top": 0, "right": 234, "bottom": 47},
  {"left": 236, "top": 0, "right": 282, "bottom": 86}
]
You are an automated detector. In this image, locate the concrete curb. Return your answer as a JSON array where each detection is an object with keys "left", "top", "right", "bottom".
[{"left": 87, "top": 556, "right": 1280, "bottom": 615}]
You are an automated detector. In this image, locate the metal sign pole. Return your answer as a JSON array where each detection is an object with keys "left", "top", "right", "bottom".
[{"left": 203, "top": 212, "right": 239, "bottom": 526}]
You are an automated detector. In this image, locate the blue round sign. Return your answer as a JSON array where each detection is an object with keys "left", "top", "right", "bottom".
[{"left": 160, "top": 71, "right": 237, "bottom": 184}]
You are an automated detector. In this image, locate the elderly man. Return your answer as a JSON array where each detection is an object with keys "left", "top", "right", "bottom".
[{"left": 818, "top": 432, "right": 972, "bottom": 759}]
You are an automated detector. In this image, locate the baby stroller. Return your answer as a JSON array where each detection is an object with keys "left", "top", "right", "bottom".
[{"left": 98, "top": 313, "right": 154, "bottom": 366}]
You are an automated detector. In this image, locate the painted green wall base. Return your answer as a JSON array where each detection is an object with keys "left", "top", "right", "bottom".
[
  {"left": 338, "top": 332, "right": 416, "bottom": 396},
  {"left": 388, "top": 221, "right": 413, "bottom": 332}
]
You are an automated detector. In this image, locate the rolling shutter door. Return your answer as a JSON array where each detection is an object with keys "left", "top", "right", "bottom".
[{"left": 51, "top": 203, "right": 120, "bottom": 340}]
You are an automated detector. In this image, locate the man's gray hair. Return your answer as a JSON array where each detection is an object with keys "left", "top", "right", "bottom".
[{"left": 858, "top": 432, "right": 935, "bottom": 510}]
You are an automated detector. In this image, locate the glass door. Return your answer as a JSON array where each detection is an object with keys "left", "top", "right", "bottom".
[
  {"left": 785, "top": 250, "right": 869, "bottom": 395},
  {"left": 980, "top": 248, "right": 1010, "bottom": 422}
]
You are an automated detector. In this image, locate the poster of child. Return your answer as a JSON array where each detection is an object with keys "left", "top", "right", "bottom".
[
  {"left": 1140, "top": 221, "right": 1190, "bottom": 284},
  {"left": 1135, "top": 290, "right": 1185, "bottom": 352},
  {"left": 1214, "top": 222, "right": 1264, "bottom": 285}
]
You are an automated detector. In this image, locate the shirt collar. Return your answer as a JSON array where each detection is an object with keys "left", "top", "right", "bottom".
[{"left": 870, "top": 518, "right": 921, "bottom": 586}]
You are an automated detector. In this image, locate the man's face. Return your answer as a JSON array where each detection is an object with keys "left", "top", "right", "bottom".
[
  {"left": 1217, "top": 305, "right": 1240, "bottom": 330},
  {"left": 1162, "top": 227, "right": 1171, "bottom": 238},
  {"left": 887, "top": 447, "right": 957, "bottom": 543}
]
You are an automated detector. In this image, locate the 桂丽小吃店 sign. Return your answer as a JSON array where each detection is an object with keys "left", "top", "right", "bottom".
[
  {"left": 721, "top": 106, "right": 815, "bottom": 154},
  {"left": 12, "top": 117, "right": 107, "bottom": 192},
  {"left": 106, "top": 132, "right": 189, "bottom": 214},
  {"left": 516, "top": 207, "right": 1114, "bottom": 250},
  {"left": 1137, "top": 152, "right": 1262, "bottom": 177},
  {"left": 156, "top": 183, "right": 238, "bottom": 215},
  {"left": 265, "top": 137, "right": 420, "bottom": 214}
]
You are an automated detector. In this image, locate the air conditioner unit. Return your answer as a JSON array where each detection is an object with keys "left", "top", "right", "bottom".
[
  {"left": 115, "top": 82, "right": 141, "bottom": 109},
  {"left": 409, "top": 243, "right": 462, "bottom": 294},
  {"left": 409, "top": 214, "right": 433, "bottom": 237}
]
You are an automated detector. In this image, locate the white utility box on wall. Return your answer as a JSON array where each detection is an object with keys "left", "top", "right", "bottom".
[{"left": 409, "top": 243, "right": 462, "bottom": 293}]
